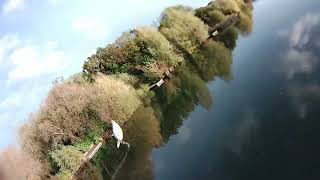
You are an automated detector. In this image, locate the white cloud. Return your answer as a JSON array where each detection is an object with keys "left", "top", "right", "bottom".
[
  {"left": 7, "top": 44, "right": 67, "bottom": 84},
  {"left": 2, "top": 0, "right": 25, "bottom": 14},
  {"left": 0, "top": 35, "right": 20, "bottom": 63},
  {"left": 72, "top": 17, "right": 108, "bottom": 40}
]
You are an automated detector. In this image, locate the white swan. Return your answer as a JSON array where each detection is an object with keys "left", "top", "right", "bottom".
[{"left": 111, "top": 120, "right": 123, "bottom": 148}]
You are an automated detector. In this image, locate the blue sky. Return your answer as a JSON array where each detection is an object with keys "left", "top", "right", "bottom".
[{"left": 0, "top": 0, "right": 209, "bottom": 149}]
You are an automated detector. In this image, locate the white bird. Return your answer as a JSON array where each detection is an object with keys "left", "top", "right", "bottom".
[{"left": 111, "top": 120, "right": 123, "bottom": 148}]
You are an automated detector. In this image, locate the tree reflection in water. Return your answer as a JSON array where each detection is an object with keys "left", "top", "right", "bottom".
[{"left": 78, "top": 1, "right": 254, "bottom": 179}]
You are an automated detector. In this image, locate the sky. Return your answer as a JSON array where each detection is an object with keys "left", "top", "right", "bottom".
[{"left": 0, "top": 0, "right": 209, "bottom": 150}]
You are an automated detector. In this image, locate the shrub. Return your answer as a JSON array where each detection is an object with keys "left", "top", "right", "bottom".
[
  {"left": 50, "top": 145, "right": 83, "bottom": 176},
  {"left": 19, "top": 75, "right": 142, "bottom": 176}
]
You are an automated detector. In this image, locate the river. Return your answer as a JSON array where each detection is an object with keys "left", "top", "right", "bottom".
[{"left": 102, "top": 0, "right": 320, "bottom": 179}]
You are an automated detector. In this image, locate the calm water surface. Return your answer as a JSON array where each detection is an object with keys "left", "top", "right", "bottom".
[{"left": 110, "top": 0, "right": 320, "bottom": 179}]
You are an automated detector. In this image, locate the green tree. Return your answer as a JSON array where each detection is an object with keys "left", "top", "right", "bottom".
[
  {"left": 50, "top": 145, "right": 83, "bottom": 179},
  {"left": 83, "top": 28, "right": 184, "bottom": 82}
]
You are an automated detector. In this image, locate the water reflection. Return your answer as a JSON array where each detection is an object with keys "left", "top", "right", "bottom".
[
  {"left": 210, "top": 7, "right": 320, "bottom": 180},
  {"left": 279, "top": 12, "right": 320, "bottom": 118},
  {"left": 114, "top": 106, "right": 162, "bottom": 180},
  {"left": 152, "top": 65, "right": 213, "bottom": 142},
  {"left": 83, "top": 1, "right": 255, "bottom": 179},
  {"left": 109, "top": 10, "right": 250, "bottom": 180},
  {"left": 109, "top": 2, "right": 320, "bottom": 180}
]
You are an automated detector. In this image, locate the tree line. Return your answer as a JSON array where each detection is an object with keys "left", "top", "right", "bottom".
[{"left": 0, "top": 0, "right": 253, "bottom": 179}]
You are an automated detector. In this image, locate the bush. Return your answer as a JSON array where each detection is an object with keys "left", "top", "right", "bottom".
[
  {"left": 19, "top": 75, "right": 142, "bottom": 177},
  {"left": 50, "top": 146, "right": 83, "bottom": 176}
]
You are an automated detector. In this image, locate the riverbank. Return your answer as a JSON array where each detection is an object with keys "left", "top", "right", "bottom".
[{"left": 17, "top": 0, "right": 253, "bottom": 179}]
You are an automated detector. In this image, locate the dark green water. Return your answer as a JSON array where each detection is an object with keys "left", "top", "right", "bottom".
[{"left": 106, "top": 0, "right": 320, "bottom": 179}]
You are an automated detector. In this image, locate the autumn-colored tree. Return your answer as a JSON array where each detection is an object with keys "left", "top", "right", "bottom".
[
  {"left": 195, "top": 5, "right": 227, "bottom": 27},
  {"left": 196, "top": 0, "right": 253, "bottom": 35},
  {"left": 0, "top": 147, "right": 43, "bottom": 180},
  {"left": 134, "top": 27, "right": 184, "bottom": 81},
  {"left": 19, "top": 75, "right": 142, "bottom": 177},
  {"left": 159, "top": 6, "right": 209, "bottom": 54},
  {"left": 17, "top": 0, "right": 250, "bottom": 178}
]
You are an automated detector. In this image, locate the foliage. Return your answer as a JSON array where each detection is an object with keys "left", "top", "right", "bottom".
[
  {"left": 214, "top": 0, "right": 253, "bottom": 34},
  {"left": 83, "top": 28, "right": 184, "bottom": 82},
  {"left": 134, "top": 27, "right": 184, "bottom": 81},
  {"left": 74, "top": 124, "right": 109, "bottom": 153},
  {"left": 19, "top": 75, "right": 141, "bottom": 177},
  {"left": 65, "top": 72, "right": 88, "bottom": 85},
  {"left": 113, "top": 106, "right": 162, "bottom": 180},
  {"left": 236, "top": 11, "right": 253, "bottom": 34},
  {"left": 159, "top": 6, "right": 209, "bottom": 54},
  {"left": 153, "top": 65, "right": 213, "bottom": 142},
  {"left": 195, "top": 5, "right": 227, "bottom": 27},
  {"left": 195, "top": 0, "right": 253, "bottom": 35},
  {"left": 215, "top": 26, "right": 239, "bottom": 49},
  {"left": 213, "top": 0, "right": 241, "bottom": 14},
  {"left": 18, "top": 0, "right": 251, "bottom": 178},
  {"left": 50, "top": 145, "right": 83, "bottom": 177},
  {"left": 193, "top": 40, "right": 233, "bottom": 81},
  {"left": 74, "top": 162, "right": 103, "bottom": 180}
]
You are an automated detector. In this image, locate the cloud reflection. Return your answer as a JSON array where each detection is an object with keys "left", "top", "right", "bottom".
[
  {"left": 282, "top": 49, "right": 317, "bottom": 79},
  {"left": 280, "top": 13, "right": 320, "bottom": 118},
  {"left": 280, "top": 13, "right": 320, "bottom": 79},
  {"left": 287, "top": 83, "right": 320, "bottom": 118},
  {"left": 290, "top": 13, "right": 320, "bottom": 48}
]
